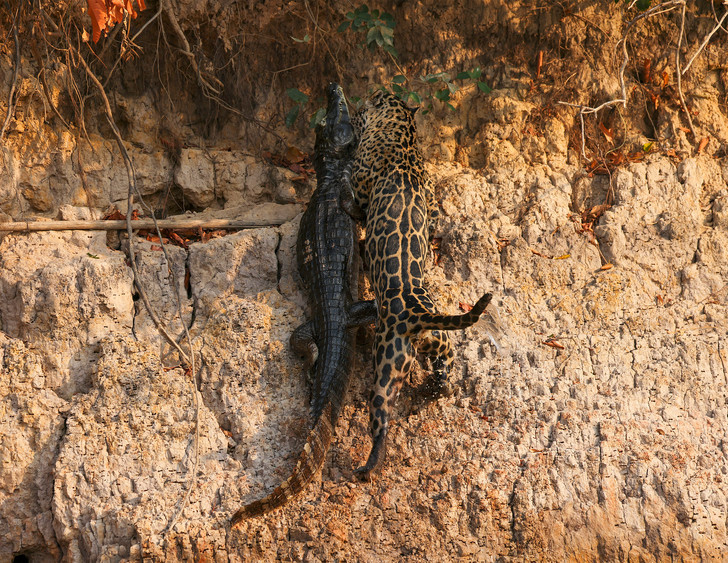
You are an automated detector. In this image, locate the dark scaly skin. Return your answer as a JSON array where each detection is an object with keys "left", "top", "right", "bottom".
[
  {"left": 231, "top": 84, "right": 376, "bottom": 524},
  {"left": 351, "top": 90, "right": 492, "bottom": 477}
]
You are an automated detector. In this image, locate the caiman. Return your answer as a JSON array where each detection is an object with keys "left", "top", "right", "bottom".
[{"left": 231, "top": 83, "right": 375, "bottom": 523}]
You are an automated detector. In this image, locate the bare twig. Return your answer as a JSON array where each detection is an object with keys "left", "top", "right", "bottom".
[
  {"left": 162, "top": 0, "right": 222, "bottom": 95},
  {"left": 558, "top": 0, "right": 689, "bottom": 159},
  {"left": 675, "top": 2, "right": 697, "bottom": 140},
  {"left": 0, "top": 2, "right": 21, "bottom": 141},
  {"left": 682, "top": 6, "right": 728, "bottom": 75},
  {"left": 617, "top": 0, "right": 684, "bottom": 106},
  {"left": 132, "top": 0, "right": 165, "bottom": 43},
  {"left": 557, "top": 100, "right": 626, "bottom": 159},
  {"left": 0, "top": 218, "right": 288, "bottom": 232},
  {"left": 712, "top": 0, "right": 728, "bottom": 32}
]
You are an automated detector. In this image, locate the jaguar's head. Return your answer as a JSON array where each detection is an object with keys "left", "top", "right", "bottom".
[{"left": 353, "top": 89, "right": 418, "bottom": 139}]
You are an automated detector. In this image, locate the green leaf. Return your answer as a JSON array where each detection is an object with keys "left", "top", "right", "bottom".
[
  {"left": 635, "top": 0, "right": 650, "bottom": 9},
  {"left": 337, "top": 21, "right": 350, "bottom": 32},
  {"left": 408, "top": 91, "right": 421, "bottom": 104},
  {"left": 366, "top": 26, "right": 379, "bottom": 45},
  {"left": 382, "top": 44, "right": 398, "bottom": 57},
  {"left": 447, "top": 82, "right": 458, "bottom": 94},
  {"left": 286, "top": 88, "right": 309, "bottom": 104},
  {"left": 477, "top": 81, "right": 492, "bottom": 94},
  {"left": 434, "top": 89, "right": 450, "bottom": 101},
  {"left": 291, "top": 34, "right": 310, "bottom": 43},
  {"left": 309, "top": 107, "right": 327, "bottom": 129},
  {"left": 642, "top": 141, "right": 654, "bottom": 152},
  {"left": 392, "top": 83, "right": 404, "bottom": 94},
  {"left": 346, "top": 11, "right": 355, "bottom": 19},
  {"left": 379, "top": 25, "right": 394, "bottom": 40},
  {"left": 355, "top": 4, "right": 368, "bottom": 14},
  {"left": 285, "top": 106, "right": 300, "bottom": 128},
  {"left": 470, "top": 67, "right": 482, "bottom": 79},
  {"left": 446, "top": 102, "right": 456, "bottom": 111},
  {"left": 349, "top": 95, "right": 361, "bottom": 103},
  {"left": 381, "top": 12, "right": 395, "bottom": 28},
  {"left": 371, "top": 9, "right": 379, "bottom": 18},
  {"left": 392, "top": 74, "right": 407, "bottom": 84},
  {"left": 423, "top": 71, "right": 450, "bottom": 84},
  {"left": 455, "top": 71, "right": 471, "bottom": 80}
]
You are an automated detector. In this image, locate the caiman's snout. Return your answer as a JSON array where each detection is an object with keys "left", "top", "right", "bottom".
[{"left": 325, "top": 83, "right": 354, "bottom": 148}]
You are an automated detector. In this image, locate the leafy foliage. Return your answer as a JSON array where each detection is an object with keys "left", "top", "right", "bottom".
[
  {"left": 338, "top": 5, "right": 398, "bottom": 57},
  {"left": 284, "top": 5, "right": 491, "bottom": 128},
  {"left": 387, "top": 68, "right": 491, "bottom": 113}
]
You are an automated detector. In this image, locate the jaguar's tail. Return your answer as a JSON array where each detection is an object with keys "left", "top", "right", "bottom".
[{"left": 413, "top": 292, "right": 492, "bottom": 332}]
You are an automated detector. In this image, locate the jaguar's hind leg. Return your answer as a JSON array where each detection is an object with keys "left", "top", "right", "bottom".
[
  {"left": 356, "top": 330, "right": 414, "bottom": 478},
  {"left": 416, "top": 330, "right": 455, "bottom": 397}
]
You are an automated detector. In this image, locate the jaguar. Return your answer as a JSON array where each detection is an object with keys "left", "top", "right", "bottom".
[{"left": 350, "top": 89, "right": 492, "bottom": 477}]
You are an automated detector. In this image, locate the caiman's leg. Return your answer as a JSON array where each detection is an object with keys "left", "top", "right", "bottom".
[
  {"left": 416, "top": 330, "right": 454, "bottom": 398},
  {"left": 347, "top": 299, "right": 378, "bottom": 328},
  {"left": 290, "top": 321, "right": 318, "bottom": 378},
  {"left": 340, "top": 184, "right": 366, "bottom": 222},
  {"left": 356, "top": 329, "right": 414, "bottom": 478}
]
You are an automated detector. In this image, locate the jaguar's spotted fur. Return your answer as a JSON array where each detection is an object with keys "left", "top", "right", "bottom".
[{"left": 351, "top": 90, "right": 492, "bottom": 477}]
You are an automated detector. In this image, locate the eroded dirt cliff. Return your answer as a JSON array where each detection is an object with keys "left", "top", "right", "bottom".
[{"left": 1, "top": 1, "right": 728, "bottom": 561}]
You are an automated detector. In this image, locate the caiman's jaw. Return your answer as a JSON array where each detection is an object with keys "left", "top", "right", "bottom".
[{"left": 323, "top": 83, "right": 354, "bottom": 151}]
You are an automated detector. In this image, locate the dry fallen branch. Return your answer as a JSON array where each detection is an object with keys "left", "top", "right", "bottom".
[{"left": 0, "top": 218, "right": 287, "bottom": 232}]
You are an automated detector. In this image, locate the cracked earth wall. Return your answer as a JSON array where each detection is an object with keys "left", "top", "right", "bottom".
[{"left": 2, "top": 1, "right": 728, "bottom": 561}]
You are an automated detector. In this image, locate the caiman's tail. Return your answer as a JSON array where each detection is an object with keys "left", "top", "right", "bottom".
[
  {"left": 230, "top": 403, "right": 335, "bottom": 524},
  {"left": 413, "top": 292, "right": 492, "bottom": 333}
]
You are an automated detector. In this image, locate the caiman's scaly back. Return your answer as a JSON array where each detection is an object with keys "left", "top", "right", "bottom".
[{"left": 231, "top": 84, "right": 375, "bottom": 524}]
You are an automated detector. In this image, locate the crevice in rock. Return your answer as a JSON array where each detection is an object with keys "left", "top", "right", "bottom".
[
  {"left": 274, "top": 229, "right": 283, "bottom": 294},
  {"left": 507, "top": 478, "right": 520, "bottom": 547}
]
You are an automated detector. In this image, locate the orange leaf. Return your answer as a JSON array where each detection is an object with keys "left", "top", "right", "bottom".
[
  {"left": 543, "top": 339, "right": 565, "bottom": 350},
  {"left": 169, "top": 231, "right": 188, "bottom": 248},
  {"left": 86, "top": 0, "right": 109, "bottom": 43},
  {"left": 698, "top": 137, "right": 709, "bottom": 153},
  {"left": 459, "top": 302, "right": 473, "bottom": 312},
  {"left": 86, "top": 0, "right": 146, "bottom": 43},
  {"left": 600, "top": 263, "right": 613, "bottom": 271},
  {"left": 285, "top": 146, "right": 306, "bottom": 164},
  {"left": 598, "top": 122, "right": 614, "bottom": 142},
  {"left": 642, "top": 58, "right": 652, "bottom": 83}
]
